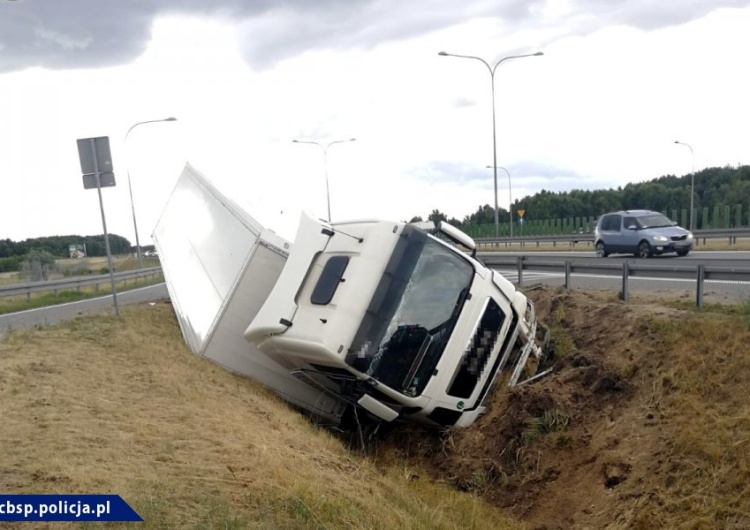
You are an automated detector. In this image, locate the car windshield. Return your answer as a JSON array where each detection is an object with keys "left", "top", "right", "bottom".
[
  {"left": 637, "top": 213, "right": 674, "bottom": 229},
  {"left": 346, "top": 225, "right": 474, "bottom": 397}
]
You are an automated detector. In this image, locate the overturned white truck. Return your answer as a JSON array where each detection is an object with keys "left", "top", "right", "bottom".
[{"left": 154, "top": 164, "right": 547, "bottom": 428}]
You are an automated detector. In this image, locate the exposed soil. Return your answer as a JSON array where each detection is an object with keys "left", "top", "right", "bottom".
[{"left": 372, "top": 287, "right": 698, "bottom": 529}]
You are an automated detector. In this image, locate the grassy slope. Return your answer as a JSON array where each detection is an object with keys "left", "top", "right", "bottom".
[
  {"left": 3, "top": 289, "right": 750, "bottom": 529},
  {"left": 373, "top": 289, "right": 750, "bottom": 529},
  {"left": 0, "top": 303, "right": 520, "bottom": 530}
]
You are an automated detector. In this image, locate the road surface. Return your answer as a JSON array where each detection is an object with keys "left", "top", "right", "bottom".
[{"left": 0, "top": 283, "right": 169, "bottom": 341}]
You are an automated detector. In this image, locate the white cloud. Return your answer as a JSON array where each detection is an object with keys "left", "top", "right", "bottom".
[{"left": 0, "top": 2, "right": 748, "bottom": 243}]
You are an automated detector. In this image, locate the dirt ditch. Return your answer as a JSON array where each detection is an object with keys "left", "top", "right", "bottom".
[{"left": 370, "top": 287, "right": 719, "bottom": 529}]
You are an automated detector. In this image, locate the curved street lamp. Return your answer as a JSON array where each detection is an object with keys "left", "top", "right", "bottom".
[
  {"left": 674, "top": 140, "right": 695, "bottom": 231},
  {"left": 439, "top": 50, "right": 543, "bottom": 238},
  {"left": 125, "top": 117, "right": 177, "bottom": 268},
  {"left": 486, "top": 165, "right": 514, "bottom": 237},
  {"left": 292, "top": 138, "right": 356, "bottom": 222}
]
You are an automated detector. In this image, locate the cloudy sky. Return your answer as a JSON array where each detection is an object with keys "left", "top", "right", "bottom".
[{"left": 1, "top": 0, "right": 748, "bottom": 243}]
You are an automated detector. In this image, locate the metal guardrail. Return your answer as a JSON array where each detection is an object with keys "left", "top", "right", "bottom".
[
  {"left": 0, "top": 267, "right": 162, "bottom": 302},
  {"left": 480, "top": 256, "right": 750, "bottom": 309},
  {"left": 475, "top": 227, "right": 750, "bottom": 248}
]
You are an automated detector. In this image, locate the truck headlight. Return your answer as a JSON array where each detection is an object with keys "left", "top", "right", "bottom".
[{"left": 652, "top": 235, "right": 668, "bottom": 242}]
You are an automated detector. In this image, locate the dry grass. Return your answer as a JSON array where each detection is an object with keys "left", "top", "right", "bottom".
[
  {"left": 0, "top": 271, "right": 21, "bottom": 286},
  {"left": 366, "top": 288, "right": 750, "bottom": 529},
  {"left": 630, "top": 314, "right": 750, "bottom": 529},
  {"left": 0, "top": 303, "right": 521, "bottom": 530}
]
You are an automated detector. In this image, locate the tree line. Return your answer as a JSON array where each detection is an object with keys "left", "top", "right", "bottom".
[
  {"left": 0, "top": 234, "right": 132, "bottom": 273},
  {"left": 414, "top": 165, "right": 750, "bottom": 228}
]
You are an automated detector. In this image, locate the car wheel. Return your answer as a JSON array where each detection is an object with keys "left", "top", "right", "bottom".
[
  {"left": 676, "top": 249, "right": 689, "bottom": 257},
  {"left": 595, "top": 242, "right": 608, "bottom": 258},
  {"left": 637, "top": 241, "right": 652, "bottom": 259}
]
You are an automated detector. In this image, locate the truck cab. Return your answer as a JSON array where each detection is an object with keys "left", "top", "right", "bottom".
[{"left": 245, "top": 213, "right": 545, "bottom": 427}]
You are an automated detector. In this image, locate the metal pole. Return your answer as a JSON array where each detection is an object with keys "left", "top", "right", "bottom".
[
  {"left": 292, "top": 138, "right": 356, "bottom": 223},
  {"left": 674, "top": 141, "right": 695, "bottom": 231},
  {"left": 490, "top": 74, "right": 499, "bottom": 238},
  {"left": 125, "top": 165, "right": 142, "bottom": 268},
  {"left": 89, "top": 139, "right": 120, "bottom": 317},
  {"left": 323, "top": 148, "right": 331, "bottom": 222},
  {"left": 439, "top": 51, "right": 542, "bottom": 239},
  {"left": 516, "top": 256, "right": 524, "bottom": 287},
  {"left": 125, "top": 117, "right": 177, "bottom": 268},
  {"left": 498, "top": 166, "right": 513, "bottom": 238}
]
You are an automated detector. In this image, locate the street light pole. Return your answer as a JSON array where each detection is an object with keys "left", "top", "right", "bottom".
[
  {"left": 486, "top": 165, "right": 514, "bottom": 237},
  {"left": 439, "top": 50, "right": 543, "bottom": 238},
  {"left": 292, "top": 138, "right": 356, "bottom": 222},
  {"left": 674, "top": 140, "right": 695, "bottom": 231},
  {"left": 125, "top": 117, "right": 177, "bottom": 268}
]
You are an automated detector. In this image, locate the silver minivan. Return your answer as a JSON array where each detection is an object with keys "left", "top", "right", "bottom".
[{"left": 594, "top": 210, "right": 694, "bottom": 258}]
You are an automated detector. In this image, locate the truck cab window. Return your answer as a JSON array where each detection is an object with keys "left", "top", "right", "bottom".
[{"left": 346, "top": 225, "right": 474, "bottom": 397}]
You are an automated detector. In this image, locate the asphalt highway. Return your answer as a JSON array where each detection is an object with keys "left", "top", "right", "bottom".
[
  {"left": 482, "top": 250, "right": 750, "bottom": 302},
  {"left": 2, "top": 251, "right": 749, "bottom": 341},
  {"left": 0, "top": 283, "right": 169, "bottom": 341}
]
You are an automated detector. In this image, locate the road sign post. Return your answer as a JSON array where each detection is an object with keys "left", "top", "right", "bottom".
[
  {"left": 517, "top": 209, "right": 526, "bottom": 238},
  {"left": 77, "top": 136, "right": 120, "bottom": 317}
]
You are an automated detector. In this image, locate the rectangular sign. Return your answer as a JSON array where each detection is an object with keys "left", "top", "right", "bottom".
[
  {"left": 0, "top": 494, "right": 142, "bottom": 522},
  {"left": 77, "top": 137, "right": 114, "bottom": 176},
  {"left": 82, "top": 172, "right": 116, "bottom": 189}
]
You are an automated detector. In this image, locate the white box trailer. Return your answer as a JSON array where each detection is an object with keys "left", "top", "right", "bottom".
[
  {"left": 155, "top": 164, "right": 547, "bottom": 428},
  {"left": 152, "top": 164, "right": 346, "bottom": 423}
]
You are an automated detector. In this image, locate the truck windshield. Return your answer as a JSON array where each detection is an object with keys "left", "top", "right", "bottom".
[{"left": 346, "top": 225, "right": 474, "bottom": 397}]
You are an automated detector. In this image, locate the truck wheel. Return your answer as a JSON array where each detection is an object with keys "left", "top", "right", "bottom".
[
  {"left": 637, "top": 241, "right": 652, "bottom": 258},
  {"left": 595, "top": 242, "right": 608, "bottom": 258}
]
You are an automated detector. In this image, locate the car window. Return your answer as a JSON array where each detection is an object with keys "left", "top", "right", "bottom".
[
  {"left": 637, "top": 213, "right": 673, "bottom": 229},
  {"left": 623, "top": 216, "right": 637, "bottom": 229},
  {"left": 600, "top": 214, "right": 621, "bottom": 231}
]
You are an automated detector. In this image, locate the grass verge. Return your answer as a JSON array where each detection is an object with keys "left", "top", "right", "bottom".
[
  {"left": 0, "top": 303, "right": 521, "bottom": 530},
  {"left": 0, "top": 274, "right": 164, "bottom": 315}
]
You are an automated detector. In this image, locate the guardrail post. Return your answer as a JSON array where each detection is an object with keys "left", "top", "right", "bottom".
[
  {"left": 517, "top": 257, "right": 524, "bottom": 287},
  {"left": 620, "top": 262, "right": 630, "bottom": 302},
  {"left": 696, "top": 265, "right": 705, "bottom": 310},
  {"left": 26, "top": 291, "right": 31, "bottom": 303},
  {"left": 565, "top": 260, "right": 571, "bottom": 290}
]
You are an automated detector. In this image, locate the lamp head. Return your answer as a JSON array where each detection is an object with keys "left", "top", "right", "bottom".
[
  {"left": 438, "top": 51, "right": 449, "bottom": 56},
  {"left": 533, "top": 51, "right": 544, "bottom": 56}
]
